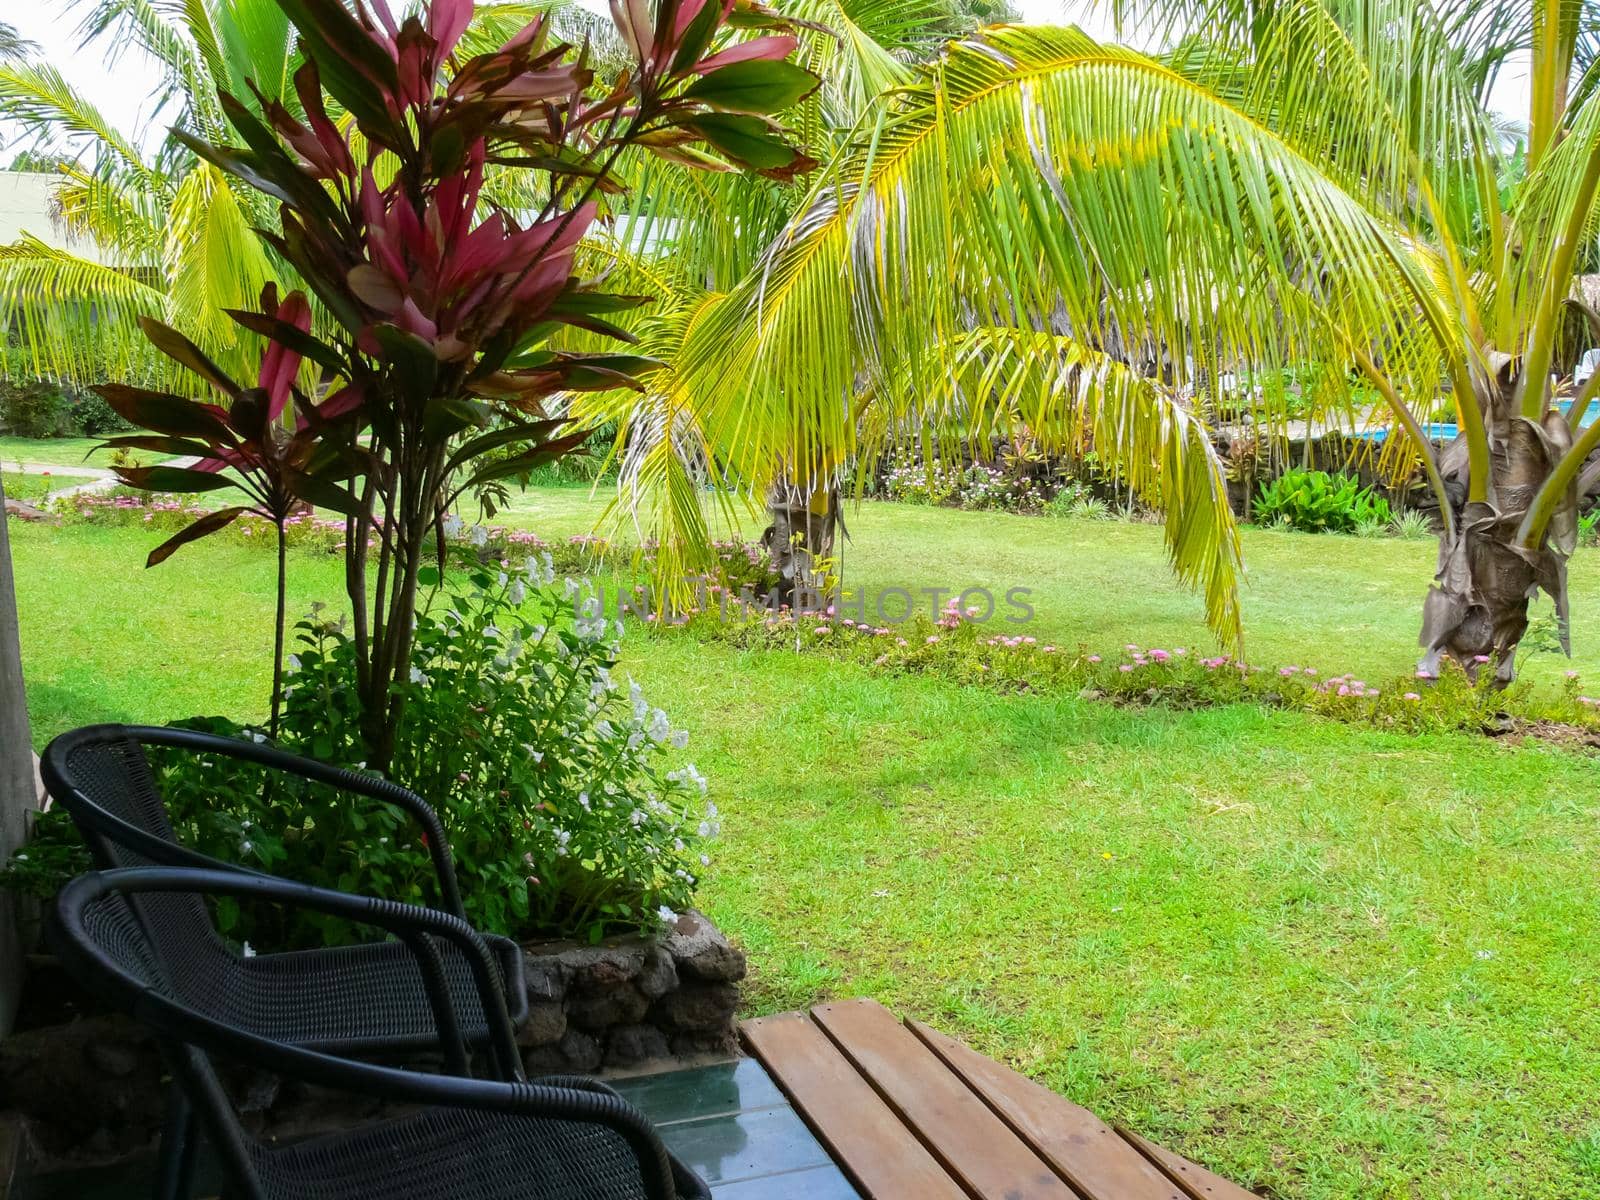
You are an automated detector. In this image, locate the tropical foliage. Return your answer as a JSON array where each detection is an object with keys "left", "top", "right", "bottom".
[
  {"left": 574, "top": 0, "right": 1600, "bottom": 675},
  {"left": 96, "top": 0, "right": 815, "bottom": 766},
  {"left": 1253, "top": 468, "right": 1393, "bottom": 534}
]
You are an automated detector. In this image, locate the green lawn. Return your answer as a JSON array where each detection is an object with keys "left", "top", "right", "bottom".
[
  {"left": 0, "top": 471, "right": 95, "bottom": 503},
  {"left": 10, "top": 501, "right": 1600, "bottom": 1197},
  {"left": 0, "top": 436, "right": 116, "bottom": 470}
]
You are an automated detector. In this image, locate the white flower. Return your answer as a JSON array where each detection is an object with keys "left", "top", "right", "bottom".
[
  {"left": 287, "top": 654, "right": 302, "bottom": 672},
  {"left": 657, "top": 905, "right": 677, "bottom": 925},
  {"left": 241, "top": 840, "right": 253, "bottom": 854},
  {"left": 508, "top": 580, "right": 527, "bottom": 606},
  {"left": 699, "top": 854, "right": 711, "bottom": 867},
  {"left": 468, "top": 524, "right": 489, "bottom": 547},
  {"left": 643, "top": 708, "right": 669, "bottom": 743},
  {"left": 441, "top": 513, "right": 464, "bottom": 537},
  {"left": 409, "top": 666, "right": 430, "bottom": 686},
  {"left": 671, "top": 729, "right": 689, "bottom": 749}
]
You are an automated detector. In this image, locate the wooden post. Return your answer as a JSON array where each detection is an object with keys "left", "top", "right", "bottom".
[{"left": 0, "top": 479, "right": 36, "bottom": 1035}]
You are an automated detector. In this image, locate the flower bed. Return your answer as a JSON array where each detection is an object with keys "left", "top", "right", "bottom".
[{"left": 668, "top": 597, "right": 1600, "bottom": 742}]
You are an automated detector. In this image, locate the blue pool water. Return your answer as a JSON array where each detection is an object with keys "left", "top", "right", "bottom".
[{"left": 1354, "top": 398, "right": 1598, "bottom": 444}]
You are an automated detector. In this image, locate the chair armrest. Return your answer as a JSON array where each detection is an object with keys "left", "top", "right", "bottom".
[
  {"left": 128, "top": 724, "right": 466, "bottom": 918},
  {"left": 71, "top": 865, "right": 522, "bottom": 1080}
]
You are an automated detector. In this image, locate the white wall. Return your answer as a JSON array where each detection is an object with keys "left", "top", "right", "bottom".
[{"left": 0, "top": 170, "right": 112, "bottom": 263}]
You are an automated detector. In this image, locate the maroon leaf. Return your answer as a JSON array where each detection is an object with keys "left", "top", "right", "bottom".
[
  {"left": 137, "top": 316, "right": 242, "bottom": 398},
  {"left": 94, "top": 384, "right": 237, "bottom": 443},
  {"left": 116, "top": 466, "right": 241, "bottom": 493},
  {"left": 146, "top": 506, "right": 249, "bottom": 567}
]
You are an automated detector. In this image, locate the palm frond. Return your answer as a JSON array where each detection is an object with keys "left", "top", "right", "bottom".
[
  {"left": 951, "top": 327, "right": 1244, "bottom": 646},
  {"left": 0, "top": 63, "right": 165, "bottom": 190},
  {"left": 0, "top": 236, "right": 175, "bottom": 386},
  {"left": 162, "top": 161, "right": 278, "bottom": 379}
]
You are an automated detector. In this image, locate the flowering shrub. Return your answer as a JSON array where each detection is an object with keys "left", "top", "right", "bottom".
[
  {"left": 5, "top": 562, "right": 715, "bottom": 947},
  {"left": 879, "top": 456, "right": 1047, "bottom": 512},
  {"left": 276, "top": 562, "right": 715, "bottom": 942},
  {"left": 667, "top": 600, "right": 1600, "bottom": 740}
]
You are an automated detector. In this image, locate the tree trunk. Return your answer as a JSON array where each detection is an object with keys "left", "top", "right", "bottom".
[
  {"left": 1419, "top": 357, "right": 1578, "bottom": 684},
  {"left": 0, "top": 480, "right": 37, "bottom": 1035},
  {"left": 761, "top": 477, "right": 841, "bottom": 610}
]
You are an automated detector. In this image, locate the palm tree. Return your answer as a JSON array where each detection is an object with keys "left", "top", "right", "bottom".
[
  {"left": 0, "top": 22, "right": 36, "bottom": 61},
  {"left": 612, "top": 0, "right": 1600, "bottom": 670},
  {"left": 574, "top": 0, "right": 1247, "bottom": 638}
]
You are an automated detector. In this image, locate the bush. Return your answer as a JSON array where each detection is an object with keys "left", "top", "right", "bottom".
[
  {"left": 1253, "top": 468, "right": 1392, "bottom": 533},
  {"left": 0, "top": 377, "right": 75, "bottom": 438},
  {"left": 67, "top": 389, "right": 134, "bottom": 437},
  {"left": 4, "top": 563, "right": 716, "bottom": 949}
]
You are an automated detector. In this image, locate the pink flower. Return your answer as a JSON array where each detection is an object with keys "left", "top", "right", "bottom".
[
  {"left": 1150, "top": 649, "right": 1170, "bottom": 662},
  {"left": 813, "top": 625, "right": 830, "bottom": 635},
  {"left": 1304, "top": 668, "right": 1317, "bottom": 676},
  {"left": 926, "top": 635, "right": 940, "bottom": 645},
  {"left": 1566, "top": 670, "right": 1580, "bottom": 679},
  {"left": 1473, "top": 654, "right": 1490, "bottom": 664},
  {"left": 1087, "top": 654, "right": 1100, "bottom": 663},
  {"left": 1279, "top": 667, "right": 1295, "bottom": 676},
  {"left": 1415, "top": 669, "right": 1435, "bottom": 679},
  {"left": 1403, "top": 692, "right": 1420, "bottom": 701},
  {"left": 1125, "top": 643, "right": 1139, "bottom": 652},
  {"left": 1337, "top": 685, "right": 1350, "bottom": 696},
  {"left": 1044, "top": 646, "right": 1056, "bottom": 653},
  {"left": 1119, "top": 664, "right": 1134, "bottom": 673}
]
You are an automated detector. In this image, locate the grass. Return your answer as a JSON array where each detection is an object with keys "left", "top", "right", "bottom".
[
  {"left": 0, "top": 436, "right": 117, "bottom": 470},
  {"left": 0, "top": 471, "right": 95, "bottom": 503},
  {"left": 11, "top": 501, "right": 1600, "bottom": 1197}
]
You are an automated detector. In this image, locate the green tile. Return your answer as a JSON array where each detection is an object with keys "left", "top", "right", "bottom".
[
  {"left": 712, "top": 1164, "right": 861, "bottom": 1199},
  {"left": 659, "top": 1105, "right": 833, "bottom": 1185},
  {"left": 613, "top": 1059, "right": 786, "bottom": 1125}
]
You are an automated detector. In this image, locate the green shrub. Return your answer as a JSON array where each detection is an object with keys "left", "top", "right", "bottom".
[
  {"left": 1391, "top": 510, "right": 1435, "bottom": 540},
  {"left": 0, "top": 378, "right": 74, "bottom": 438},
  {"left": 67, "top": 389, "right": 134, "bottom": 437},
  {"left": 1253, "top": 467, "right": 1392, "bottom": 533},
  {"left": 4, "top": 565, "right": 716, "bottom": 949}
]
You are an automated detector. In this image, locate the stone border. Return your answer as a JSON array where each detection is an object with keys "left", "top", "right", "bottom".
[{"left": 518, "top": 909, "right": 746, "bottom": 1073}]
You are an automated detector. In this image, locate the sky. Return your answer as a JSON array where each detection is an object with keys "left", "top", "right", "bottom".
[{"left": 2, "top": 0, "right": 1533, "bottom": 161}]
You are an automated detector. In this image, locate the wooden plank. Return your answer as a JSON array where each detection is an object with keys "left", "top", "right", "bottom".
[
  {"left": 811, "top": 1000, "right": 1080, "bottom": 1200},
  {"left": 909, "top": 1020, "right": 1187, "bottom": 1200},
  {"left": 741, "top": 1011, "right": 966, "bottom": 1200},
  {"left": 1117, "top": 1127, "right": 1263, "bottom": 1200}
]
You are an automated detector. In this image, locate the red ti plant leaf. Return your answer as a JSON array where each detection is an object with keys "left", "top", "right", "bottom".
[
  {"left": 146, "top": 506, "right": 250, "bottom": 567},
  {"left": 257, "top": 289, "right": 314, "bottom": 422},
  {"left": 137, "top": 317, "right": 241, "bottom": 398},
  {"left": 93, "top": 384, "right": 236, "bottom": 443},
  {"left": 690, "top": 34, "right": 797, "bottom": 74}
]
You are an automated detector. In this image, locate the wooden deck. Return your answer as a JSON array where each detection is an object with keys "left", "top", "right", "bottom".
[{"left": 742, "top": 999, "right": 1262, "bottom": 1200}]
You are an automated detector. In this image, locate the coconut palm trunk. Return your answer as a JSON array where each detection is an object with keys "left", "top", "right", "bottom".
[
  {"left": 1421, "top": 358, "right": 1581, "bottom": 683},
  {"left": 761, "top": 476, "right": 841, "bottom": 610}
]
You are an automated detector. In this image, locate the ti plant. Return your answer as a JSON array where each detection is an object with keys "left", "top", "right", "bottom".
[
  {"left": 104, "top": 0, "right": 817, "bottom": 766},
  {"left": 96, "top": 286, "right": 364, "bottom": 737}
]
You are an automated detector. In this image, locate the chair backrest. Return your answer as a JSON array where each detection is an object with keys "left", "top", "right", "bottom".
[
  {"left": 40, "top": 725, "right": 234, "bottom": 992},
  {"left": 51, "top": 874, "right": 266, "bottom": 1198}
]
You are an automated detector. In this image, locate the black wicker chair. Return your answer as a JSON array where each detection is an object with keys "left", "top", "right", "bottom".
[
  {"left": 41, "top": 723, "right": 532, "bottom": 1196},
  {"left": 51, "top": 867, "right": 710, "bottom": 1200}
]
